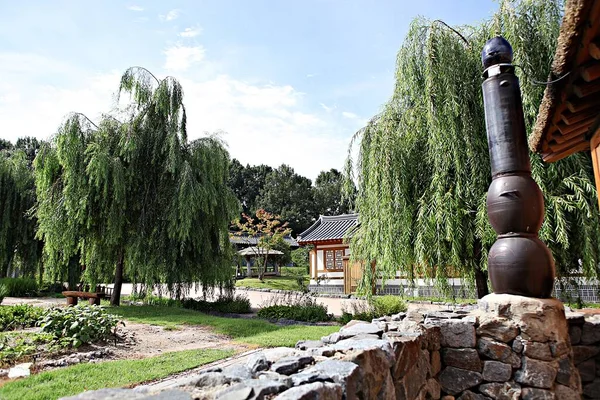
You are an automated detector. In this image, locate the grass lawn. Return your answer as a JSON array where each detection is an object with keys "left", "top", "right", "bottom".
[
  {"left": 111, "top": 305, "right": 339, "bottom": 347},
  {"left": 0, "top": 348, "right": 233, "bottom": 400},
  {"left": 235, "top": 267, "right": 309, "bottom": 291}
]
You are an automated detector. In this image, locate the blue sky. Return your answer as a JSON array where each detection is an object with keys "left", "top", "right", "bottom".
[{"left": 0, "top": 0, "right": 496, "bottom": 180}]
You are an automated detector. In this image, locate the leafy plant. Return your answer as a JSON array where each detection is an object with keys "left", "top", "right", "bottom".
[
  {"left": 0, "top": 332, "right": 62, "bottom": 367},
  {"left": 371, "top": 296, "right": 407, "bottom": 316},
  {"left": 257, "top": 292, "right": 331, "bottom": 322},
  {"left": 0, "top": 304, "right": 44, "bottom": 331},
  {"left": 182, "top": 294, "right": 252, "bottom": 314},
  {"left": 0, "top": 278, "right": 38, "bottom": 297},
  {"left": 39, "top": 305, "right": 122, "bottom": 347}
]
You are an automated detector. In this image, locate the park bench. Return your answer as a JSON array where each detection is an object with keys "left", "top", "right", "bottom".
[{"left": 62, "top": 284, "right": 113, "bottom": 306}]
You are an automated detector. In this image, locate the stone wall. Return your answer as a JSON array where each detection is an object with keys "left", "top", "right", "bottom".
[
  {"left": 64, "top": 294, "right": 591, "bottom": 400},
  {"left": 567, "top": 311, "right": 600, "bottom": 398}
]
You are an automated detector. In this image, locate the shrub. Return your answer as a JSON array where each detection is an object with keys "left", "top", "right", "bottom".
[
  {"left": 39, "top": 305, "right": 122, "bottom": 347},
  {"left": 182, "top": 294, "right": 252, "bottom": 314},
  {"left": 0, "top": 304, "right": 44, "bottom": 331},
  {"left": 257, "top": 292, "right": 332, "bottom": 322},
  {"left": 143, "top": 295, "right": 182, "bottom": 308},
  {"left": 338, "top": 296, "right": 407, "bottom": 325},
  {"left": 0, "top": 284, "right": 7, "bottom": 304},
  {"left": 0, "top": 278, "right": 38, "bottom": 297}
]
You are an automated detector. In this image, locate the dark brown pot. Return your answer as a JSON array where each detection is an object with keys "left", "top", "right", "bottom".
[
  {"left": 486, "top": 175, "right": 544, "bottom": 235},
  {"left": 487, "top": 235, "right": 555, "bottom": 298}
]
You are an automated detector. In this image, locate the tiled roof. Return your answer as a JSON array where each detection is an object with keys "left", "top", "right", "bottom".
[
  {"left": 297, "top": 214, "right": 359, "bottom": 243},
  {"left": 229, "top": 234, "right": 299, "bottom": 247}
]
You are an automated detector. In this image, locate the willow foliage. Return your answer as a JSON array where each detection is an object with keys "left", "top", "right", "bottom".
[
  {"left": 35, "top": 67, "right": 239, "bottom": 303},
  {"left": 346, "top": 0, "right": 600, "bottom": 296}
]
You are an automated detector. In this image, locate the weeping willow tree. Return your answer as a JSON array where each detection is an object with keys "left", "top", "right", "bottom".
[
  {"left": 0, "top": 148, "right": 42, "bottom": 278},
  {"left": 345, "top": 0, "right": 600, "bottom": 298},
  {"left": 35, "top": 67, "right": 239, "bottom": 305}
]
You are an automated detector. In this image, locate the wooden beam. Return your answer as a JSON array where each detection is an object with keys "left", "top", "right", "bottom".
[
  {"left": 556, "top": 115, "right": 597, "bottom": 135},
  {"left": 560, "top": 109, "right": 598, "bottom": 125},
  {"left": 589, "top": 37, "right": 600, "bottom": 60},
  {"left": 574, "top": 79, "right": 600, "bottom": 98},
  {"left": 552, "top": 124, "right": 590, "bottom": 144},
  {"left": 543, "top": 141, "right": 590, "bottom": 162},
  {"left": 590, "top": 127, "right": 600, "bottom": 210},
  {"left": 566, "top": 92, "right": 600, "bottom": 113},
  {"left": 581, "top": 62, "right": 600, "bottom": 82},
  {"left": 548, "top": 135, "right": 587, "bottom": 153}
]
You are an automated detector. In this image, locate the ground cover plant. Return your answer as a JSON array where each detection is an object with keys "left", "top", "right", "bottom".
[
  {"left": 0, "top": 348, "right": 234, "bottom": 400},
  {"left": 111, "top": 305, "right": 339, "bottom": 347},
  {"left": 0, "top": 304, "right": 44, "bottom": 331},
  {"left": 0, "top": 331, "right": 66, "bottom": 367},
  {"left": 182, "top": 294, "right": 252, "bottom": 314},
  {"left": 339, "top": 296, "right": 407, "bottom": 325},
  {"left": 257, "top": 293, "right": 331, "bottom": 322},
  {"left": 235, "top": 267, "right": 309, "bottom": 291}
]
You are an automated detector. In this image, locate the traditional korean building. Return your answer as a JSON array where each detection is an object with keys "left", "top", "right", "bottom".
[
  {"left": 529, "top": 0, "right": 600, "bottom": 207},
  {"left": 297, "top": 214, "right": 360, "bottom": 293}
]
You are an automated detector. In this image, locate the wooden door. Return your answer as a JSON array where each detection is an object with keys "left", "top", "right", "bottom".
[{"left": 343, "top": 258, "right": 363, "bottom": 294}]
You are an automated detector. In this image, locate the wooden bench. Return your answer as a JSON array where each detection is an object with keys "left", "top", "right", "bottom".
[{"left": 62, "top": 284, "right": 113, "bottom": 306}]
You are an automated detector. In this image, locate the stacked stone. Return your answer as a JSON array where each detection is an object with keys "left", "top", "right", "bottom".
[{"left": 568, "top": 312, "right": 600, "bottom": 399}]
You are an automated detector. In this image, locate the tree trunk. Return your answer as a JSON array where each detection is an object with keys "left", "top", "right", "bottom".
[
  {"left": 474, "top": 240, "right": 489, "bottom": 299},
  {"left": 111, "top": 250, "right": 125, "bottom": 306},
  {"left": 246, "top": 258, "right": 252, "bottom": 278}
]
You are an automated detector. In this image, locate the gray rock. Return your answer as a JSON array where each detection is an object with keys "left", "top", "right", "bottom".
[
  {"left": 520, "top": 387, "right": 555, "bottom": 400},
  {"left": 581, "top": 320, "right": 600, "bottom": 345},
  {"left": 583, "top": 378, "right": 600, "bottom": 399},
  {"left": 308, "top": 346, "right": 335, "bottom": 357},
  {"left": 194, "top": 372, "right": 232, "bottom": 387},
  {"left": 302, "top": 359, "right": 363, "bottom": 399},
  {"left": 439, "top": 319, "right": 476, "bottom": 348},
  {"left": 274, "top": 382, "right": 343, "bottom": 400},
  {"left": 263, "top": 348, "right": 298, "bottom": 363},
  {"left": 215, "top": 384, "right": 254, "bottom": 400},
  {"left": 556, "top": 356, "right": 574, "bottom": 386},
  {"left": 523, "top": 341, "right": 553, "bottom": 361},
  {"left": 566, "top": 312, "right": 585, "bottom": 324},
  {"left": 554, "top": 384, "right": 581, "bottom": 400},
  {"left": 456, "top": 390, "right": 488, "bottom": 400},
  {"left": 391, "top": 312, "right": 406, "bottom": 321},
  {"left": 338, "top": 322, "right": 383, "bottom": 339},
  {"left": 479, "top": 381, "right": 521, "bottom": 400},
  {"left": 257, "top": 371, "right": 293, "bottom": 388},
  {"left": 423, "top": 325, "right": 442, "bottom": 351},
  {"left": 295, "top": 340, "right": 324, "bottom": 351},
  {"left": 511, "top": 336, "right": 524, "bottom": 354},
  {"left": 477, "top": 338, "right": 521, "bottom": 368},
  {"left": 549, "top": 340, "right": 570, "bottom": 358},
  {"left": 573, "top": 345, "right": 600, "bottom": 364},
  {"left": 271, "top": 355, "right": 314, "bottom": 375},
  {"left": 578, "top": 358, "right": 596, "bottom": 382},
  {"left": 246, "top": 353, "right": 270, "bottom": 374},
  {"left": 332, "top": 338, "right": 394, "bottom": 364},
  {"left": 482, "top": 360, "right": 512, "bottom": 382},
  {"left": 321, "top": 332, "right": 341, "bottom": 344},
  {"left": 438, "top": 366, "right": 483, "bottom": 395},
  {"left": 406, "top": 311, "right": 424, "bottom": 323},
  {"left": 60, "top": 389, "right": 192, "bottom": 400},
  {"left": 477, "top": 317, "right": 519, "bottom": 342},
  {"left": 389, "top": 335, "right": 421, "bottom": 380},
  {"left": 514, "top": 357, "right": 557, "bottom": 389},
  {"left": 291, "top": 371, "right": 332, "bottom": 386},
  {"left": 442, "top": 348, "right": 482, "bottom": 372},
  {"left": 221, "top": 364, "right": 253, "bottom": 381},
  {"left": 569, "top": 325, "right": 582, "bottom": 345},
  {"left": 251, "top": 379, "right": 289, "bottom": 398},
  {"left": 426, "top": 311, "right": 463, "bottom": 320}
]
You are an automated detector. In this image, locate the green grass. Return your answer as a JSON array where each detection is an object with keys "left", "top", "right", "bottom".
[
  {"left": 111, "top": 305, "right": 339, "bottom": 347},
  {"left": 0, "top": 348, "right": 233, "bottom": 400}
]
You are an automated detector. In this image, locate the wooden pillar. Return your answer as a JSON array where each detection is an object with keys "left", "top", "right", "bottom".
[{"left": 590, "top": 128, "right": 600, "bottom": 209}]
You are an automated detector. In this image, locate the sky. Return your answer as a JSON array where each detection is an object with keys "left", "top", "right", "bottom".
[{"left": 0, "top": 0, "right": 497, "bottom": 181}]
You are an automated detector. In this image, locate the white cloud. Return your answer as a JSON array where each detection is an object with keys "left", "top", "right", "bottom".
[
  {"left": 306, "top": 73, "right": 316, "bottom": 78},
  {"left": 164, "top": 45, "right": 205, "bottom": 71},
  {"left": 342, "top": 111, "right": 358, "bottom": 119},
  {"left": 320, "top": 103, "right": 335, "bottom": 113},
  {"left": 160, "top": 9, "right": 180, "bottom": 21},
  {"left": 0, "top": 52, "right": 354, "bottom": 181},
  {"left": 127, "top": 5, "right": 144, "bottom": 11},
  {"left": 179, "top": 26, "right": 202, "bottom": 38}
]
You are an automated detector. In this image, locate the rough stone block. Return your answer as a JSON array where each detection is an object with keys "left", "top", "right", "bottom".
[
  {"left": 581, "top": 320, "right": 600, "bottom": 345},
  {"left": 439, "top": 319, "right": 476, "bottom": 348},
  {"left": 339, "top": 322, "right": 383, "bottom": 339},
  {"left": 523, "top": 341, "right": 553, "bottom": 361},
  {"left": 274, "top": 382, "right": 343, "bottom": 400},
  {"left": 389, "top": 335, "right": 421, "bottom": 380},
  {"left": 343, "top": 346, "right": 395, "bottom": 399},
  {"left": 477, "top": 317, "right": 519, "bottom": 342},
  {"left": 431, "top": 350, "right": 441, "bottom": 376},
  {"left": 549, "top": 340, "right": 570, "bottom": 358},
  {"left": 271, "top": 355, "right": 314, "bottom": 375},
  {"left": 295, "top": 340, "right": 324, "bottom": 351},
  {"left": 302, "top": 359, "right": 363, "bottom": 400},
  {"left": 578, "top": 358, "right": 596, "bottom": 383},
  {"left": 394, "top": 348, "right": 430, "bottom": 400},
  {"left": 514, "top": 357, "right": 557, "bottom": 389},
  {"left": 456, "top": 390, "right": 487, "bottom": 400},
  {"left": 573, "top": 345, "right": 600, "bottom": 364},
  {"left": 482, "top": 360, "right": 512, "bottom": 382},
  {"left": 441, "top": 348, "right": 482, "bottom": 372},
  {"left": 569, "top": 325, "right": 582, "bottom": 345},
  {"left": 477, "top": 337, "right": 521, "bottom": 368},
  {"left": 583, "top": 378, "right": 600, "bottom": 399},
  {"left": 246, "top": 353, "right": 270, "bottom": 374},
  {"left": 556, "top": 356, "right": 574, "bottom": 386},
  {"left": 554, "top": 384, "right": 581, "bottom": 400},
  {"left": 511, "top": 336, "right": 524, "bottom": 354},
  {"left": 520, "top": 387, "right": 555, "bottom": 400},
  {"left": 479, "top": 381, "right": 521, "bottom": 400},
  {"left": 438, "top": 366, "right": 482, "bottom": 395}
]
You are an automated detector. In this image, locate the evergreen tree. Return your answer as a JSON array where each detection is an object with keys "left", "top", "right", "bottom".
[
  {"left": 345, "top": 0, "right": 600, "bottom": 297},
  {"left": 314, "top": 168, "right": 355, "bottom": 216},
  {"left": 35, "top": 67, "right": 239, "bottom": 305}
]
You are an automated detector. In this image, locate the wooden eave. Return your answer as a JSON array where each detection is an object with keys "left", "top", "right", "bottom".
[{"left": 529, "top": 0, "right": 600, "bottom": 162}]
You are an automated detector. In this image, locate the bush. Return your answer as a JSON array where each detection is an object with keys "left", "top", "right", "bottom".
[
  {"left": 0, "top": 304, "right": 44, "bottom": 331},
  {"left": 39, "top": 305, "right": 122, "bottom": 347},
  {"left": 0, "top": 284, "right": 7, "bottom": 304},
  {"left": 0, "top": 278, "right": 38, "bottom": 297},
  {"left": 338, "top": 296, "right": 407, "bottom": 325},
  {"left": 182, "top": 294, "right": 252, "bottom": 314},
  {"left": 257, "top": 292, "right": 332, "bottom": 322}
]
